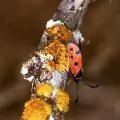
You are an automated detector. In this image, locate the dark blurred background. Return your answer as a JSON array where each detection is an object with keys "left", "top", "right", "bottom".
[{"left": 0, "top": 0, "right": 120, "bottom": 120}]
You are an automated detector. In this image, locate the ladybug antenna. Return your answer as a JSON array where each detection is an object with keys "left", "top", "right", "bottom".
[
  {"left": 74, "top": 81, "right": 79, "bottom": 103},
  {"left": 83, "top": 81, "right": 99, "bottom": 88}
]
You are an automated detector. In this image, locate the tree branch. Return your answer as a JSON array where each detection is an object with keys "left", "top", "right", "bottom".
[{"left": 53, "top": 0, "right": 93, "bottom": 30}]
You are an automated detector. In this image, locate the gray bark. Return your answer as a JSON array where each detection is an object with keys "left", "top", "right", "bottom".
[
  {"left": 38, "top": 0, "right": 93, "bottom": 49},
  {"left": 53, "top": 0, "right": 93, "bottom": 30}
]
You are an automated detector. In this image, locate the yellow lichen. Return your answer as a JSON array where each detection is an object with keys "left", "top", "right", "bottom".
[
  {"left": 46, "top": 25, "right": 73, "bottom": 43},
  {"left": 36, "top": 83, "right": 53, "bottom": 98},
  {"left": 21, "top": 98, "right": 52, "bottom": 120},
  {"left": 55, "top": 89, "right": 70, "bottom": 112},
  {"left": 45, "top": 40, "right": 69, "bottom": 72}
]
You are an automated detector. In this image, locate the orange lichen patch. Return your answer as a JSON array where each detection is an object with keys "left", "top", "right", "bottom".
[
  {"left": 55, "top": 89, "right": 70, "bottom": 113},
  {"left": 36, "top": 83, "right": 53, "bottom": 98},
  {"left": 21, "top": 98, "right": 52, "bottom": 120},
  {"left": 44, "top": 40, "right": 69, "bottom": 72},
  {"left": 46, "top": 25, "right": 73, "bottom": 43}
]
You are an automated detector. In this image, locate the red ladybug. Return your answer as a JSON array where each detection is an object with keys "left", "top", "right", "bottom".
[
  {"left": 67, "top": 42, "right": 83, "bottom": 103},
  {"left": 67, "top": 42, "right": 83, "bottom": 78},
  {"left": 67, "top": 41, "right": 99, "bottom": 103}
]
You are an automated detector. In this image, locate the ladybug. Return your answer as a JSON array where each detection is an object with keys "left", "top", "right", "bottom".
[
  {"left": 67, "top": 41, "right": 83, "bottom": 81},
  {"left": 67, "top": 41, "right": 99, "bottom": 103}
]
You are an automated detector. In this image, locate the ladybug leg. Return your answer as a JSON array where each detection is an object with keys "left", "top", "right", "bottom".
[
  {"left": 74, "top": 81, "right": 79, "bottom": 103},
  {"left": 66, "top": 79, "right": 72, "bottom": 86}
]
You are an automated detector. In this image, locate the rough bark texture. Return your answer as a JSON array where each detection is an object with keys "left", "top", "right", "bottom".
[{"left": 53, "top": 0, "right": 92, "bottom": 29}]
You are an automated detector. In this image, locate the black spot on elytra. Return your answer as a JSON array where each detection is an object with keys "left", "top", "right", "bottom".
[
  {"left": 74, "top": 62, "right": 78, "bottom": 66},
  {"left": 70, "top": 48, "right": 73, "bottom": 51},
  {"left": 71, "top": 56, "right": 73, "bottom": 59}
]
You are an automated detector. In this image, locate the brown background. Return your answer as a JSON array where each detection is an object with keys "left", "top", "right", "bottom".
[{"left": 0, "top": 0, "right": 120, "bottom": 120}]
